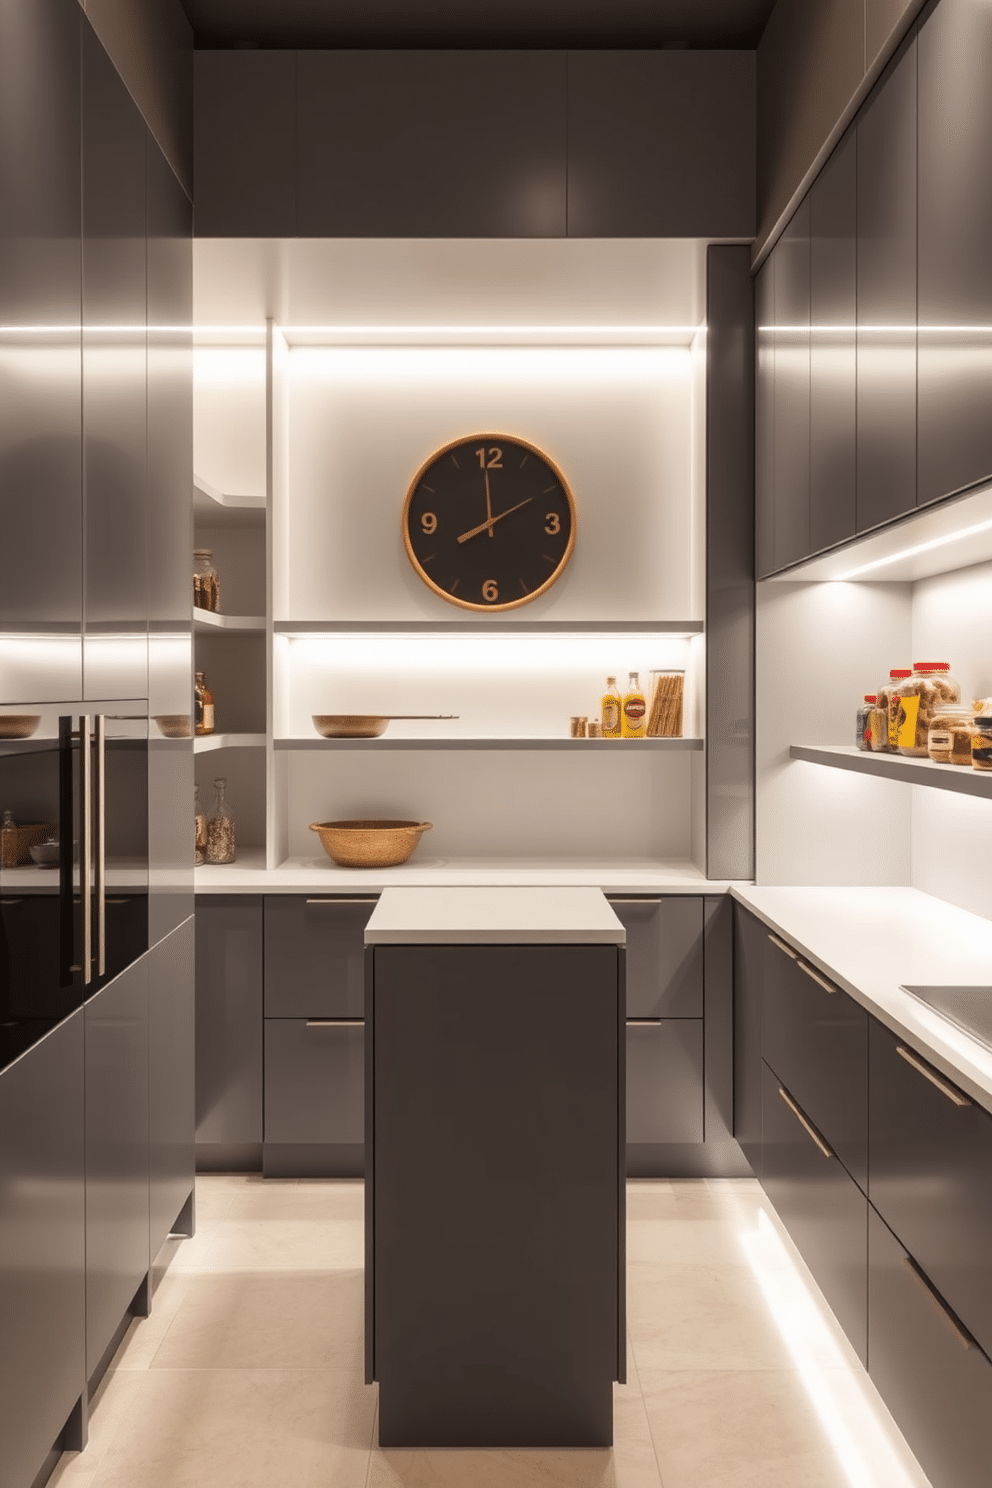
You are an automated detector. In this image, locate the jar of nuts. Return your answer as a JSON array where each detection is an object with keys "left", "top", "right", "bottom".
[{"left": 893, "top": 663, "right": 960, "bottom": 758}]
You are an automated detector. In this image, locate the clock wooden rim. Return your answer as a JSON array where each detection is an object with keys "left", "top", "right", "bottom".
[{"left": 402, "top": 431, "right": 577, "bottom": 612}]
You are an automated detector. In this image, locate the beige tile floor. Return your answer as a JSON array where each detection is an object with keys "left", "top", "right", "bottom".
[{"left": 48, "top": 1176, "right": 932, "bottom": 1488}]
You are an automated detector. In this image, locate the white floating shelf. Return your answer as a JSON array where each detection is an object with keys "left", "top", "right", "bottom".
[
  {"left": 193, "top": 473, "right": 266, "bottom": 527},
  {"left": 274, "top": 619, "right": 704, "bottom": 636},
  {"left": 790, "top": 743, "right": 992, "bottom": 800},
  {"left": 194, "top": 609, "right": 266, "bottom": 632},
  {"left": 194, "top": 733, "right": 266, "bottom": 753},
  {"left": 276, "top": 736, "right": 703, "bottom": 752}
]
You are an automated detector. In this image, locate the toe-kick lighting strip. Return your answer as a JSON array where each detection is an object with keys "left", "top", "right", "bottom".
[{"left": 742, "top": 1208, "right": 925, "bottom": 1488}]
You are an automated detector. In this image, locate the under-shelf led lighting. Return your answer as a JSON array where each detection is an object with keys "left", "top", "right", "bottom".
[
  {"left": 832, "top": 516, "right": 992, "bottom": 580},
  {"left": 286, "top": 631, "right": 695, "bottom": 673},
  {"left": 742, "top": 1208, "right": 925, "bottom": 1488}
]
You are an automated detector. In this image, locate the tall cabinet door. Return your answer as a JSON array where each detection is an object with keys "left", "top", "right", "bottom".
[
  {"left": 917, "top": 0, "right": 992, "bottom": 505},
  {"left": 856, "top": 28, "right": 917, "bottom": 533},
  {"left": 81, "top": 21, "right": 148, "bottom": 702},
  {"left": 809, "top": 127, "right": 857, "bottom": 554},
  {"left": 772, "top": 196, "right": 811, "bottom": 570},
  {"left": 147, "top": 138, "right": 193, "bottom": 944},
  {"left": 754, "top": 255, "right": 775, "bottom": 578},
  {"left": 0, "top": 0, "right": 83, "bottom": 703}
]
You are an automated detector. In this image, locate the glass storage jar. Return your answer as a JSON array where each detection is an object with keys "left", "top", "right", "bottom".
[
  {"left": 894, "top": 663, "right": 960, "bottom": 757},
  {"left": 646, "top": 669, "right": 685, "bottom": 737},
  {"left": 206, "top": 777, "right": 236, "bottom": 863},
  {"left": 880, "top": 669, "right": 912, "bottom": 751},
  {"left": 856, "top": 695, "right": 876, "bottom": 751},
  {"left": 973, "top": 715, "right": 992, "bottom": 772},
  {"left": 194, "top": 783, "right": 206, "bottom": 866},
  {"left": 927, "top": 705, "right": 976, "bottom": 766},
  {"left": 194, "top": 671, "right": 215, "bottom": 737},
  {"left": 193, "top": 548, "right": 219, "bottom": 612}
]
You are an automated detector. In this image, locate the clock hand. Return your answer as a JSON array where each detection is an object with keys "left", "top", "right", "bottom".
[
  {"left": 484, "top": 466, "right": 494, "bottom": 538},
  {"left": 456, "top": 497, "right": 533, "bottom": 544}
]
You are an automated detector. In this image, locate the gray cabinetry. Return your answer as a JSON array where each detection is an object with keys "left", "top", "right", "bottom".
[
  {"left": 754, "top": 256, "right": 776, "bottom": 580},
  {"left": 917, "top": 0, "right": 992, "bottom": 507},
  {"left": 84, "top": 956, "right": 150, "bottom": 1380},
  {"left": 148, "top": 919, "right": 195, "bottom": 1260},
  {"left": 610, "top": 896, "right": 703, "bottom": 1017},
  {"left": 0, "top": 1011, "right": 86, "bottom": 1488},
  {"left": 195, "top": 896, "right": 263, "bottom": 1169},
  {"left": 264, "top": 895, "right": 375, "bottom": 1017},
  {"left": 732, "top": 904, "right": 765, "bottom": 1173},
  {"left": 809, "top": 127, "right": 856, "bottom": 554},
  {"left": 771, "top": 197, "right": 811, "bottom": 570},
  {"left": 565, "top": 51, "right": 755, "bottom": 238},
  {"left": 193, "top": 51, "right": 296, "bottom": 236},
  {"left": 626, "top": 1021, "right": 703, "bottom": 1145},
  {"left": 856, "top": 27, "right": 918, "bottom": 533},
  {"left": 298, "top": 51, "right": 566, "bottom": 237}
]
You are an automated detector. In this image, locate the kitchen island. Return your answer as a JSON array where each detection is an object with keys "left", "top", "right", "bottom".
[{"left": 363, "top": 886, "right": 626, "bottom": 1447}]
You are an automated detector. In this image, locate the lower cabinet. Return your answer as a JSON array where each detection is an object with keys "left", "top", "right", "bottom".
[
  {"left": 195, "top": 896, "right": 263, "bottom": 1169},
  {"left": 149, "top": 918, "right": 196, "bottom": 1259},
  {"left": 263, "top": 1018, "right": 365, "bottom": 1177},
  {"left": 626, "top": 1019, "right": 704, "bottom": 1146},
  {"left": 868, "top": 1206, "right": 992, "bottom": 1488}
]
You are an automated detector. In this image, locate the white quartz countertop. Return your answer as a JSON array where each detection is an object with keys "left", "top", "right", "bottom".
[
  {"left": 365, "top": 885, "right": 626, "bottom": 944},
  {"left": 733, "top": 885, "right": 992, "bottom": 1116},
  {"left": 195, "top": 853, "right": 736, "bottom": 895}
]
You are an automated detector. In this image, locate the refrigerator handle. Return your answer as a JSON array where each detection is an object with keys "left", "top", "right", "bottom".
[
  {"left": 58, "top": 716, "right": 75, "bottom": 987},
  {"left": 78, "top": 715, "right": 92, "bottom": 985},
  {"left": 95, "top": 714, "right": 105, "bottom": 977}
]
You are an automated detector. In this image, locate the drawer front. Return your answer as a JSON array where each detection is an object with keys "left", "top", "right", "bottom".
[
  {"left": 733, "top": 906, "right": 765, "bottom": 1173},
  {"left": 264, "top": 895, "right": 378, "bottom": 1018},
  {"left": 264, "top": 1018, "right": 364, "bottom": 1145},
  {"left": 869, "top": 1016, "right": 992, "bottom": 1360},
  {"left": 626, "top": 1018, "right": 704, "bottom": 1144},
  {"left": 762, "top": 928, "right": 867, "bottom": 1190},
  {"left": 869, "top": 1205, "right": 992, "bottom": 1488},
  {"left": 761, "top": 1060, "right": 867, "bottom": 1363},
  {"left": 608, "top": 896, "right": 703, "bottom": 1018}
]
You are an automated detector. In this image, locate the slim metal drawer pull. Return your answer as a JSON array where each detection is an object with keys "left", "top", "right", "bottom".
[
  {"left": 305, "top": 1018, "right": 364, "bottom": 1028},
  {"left": 768, "top": 933, "right": 799, "bottom": 961},
  {"left": 902, "top": 1255, "right": 976, "bottom": 1351},
  {"left": 608, "top": 898, "right": 662, "bottom": 905},
  {"left": 305, "top": 898, "right": 378, "bottom": 906},
  {"left": 896, "top": 1045, "right": 972, "bottom": 1108},
  {"left": 778, "top": 1086, "right": 834, "bottom": 1159},
  {"left": 627, "top": 1018, "right": 662, "bottom": 1026},
  {"left": 797, "top": 960, "right": 837, "bottom": 995}
]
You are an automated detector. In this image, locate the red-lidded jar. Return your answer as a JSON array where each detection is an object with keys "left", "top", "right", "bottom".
[
  {"left": 894, "top": 663, "right": 960, "bottom": 757},
  {"left": 856, "top": 695, "right": 877, "bottom": 752},
  {"left": 881, "top": 669, "right": 912, "bottom": 751}
]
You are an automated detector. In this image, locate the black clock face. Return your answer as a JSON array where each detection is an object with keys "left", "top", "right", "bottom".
[{"left": 403, "top": 434, "right": 576, "bottom": 611}]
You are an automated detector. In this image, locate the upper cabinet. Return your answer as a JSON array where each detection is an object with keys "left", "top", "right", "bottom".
[
  {"left": 297, "top": 52, "right": 567, "bottom": 237},
  {"left": 770, "top": 196, "right": 810, "bottom": 571},
  {"left": 565, "top": 51, "right": 755, "bottom": 238},
  {"left": 194, "top": 50, "right": 755, "bottom": 239},
  {"left": 856, "top": 30, "right": 917, "bottom": 534},
  {"left": 917, "top": 0, "right": 992, "bottom": 505},
  {"left": 809, "top": 127, "right": 856, "bottom": 554}
]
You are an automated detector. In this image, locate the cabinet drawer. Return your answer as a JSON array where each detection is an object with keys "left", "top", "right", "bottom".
[
  {"left": 761, "top": 1061, "right": 867, "bottom": 1363},
  {"left": 762, "top": 928, "right": 867, "bottom": 1189},
  {"left": 608, "top": 896, "right": 703, "bottom": 1018},
  {"left": 264, "top": 1019, "right": 364, "bottom": 1145},
  {"left": 263, "top": 895, "right": 377, "bottom": 1018},
  {"left": 869, "top": 1205, "right": 992, "bottom": 1488},
  {"left": 869, "top": 1017, "right": 992, "bottom": 1360},
  {"left": 626, "top": 1019, "right": 703, "bottom": 1144}
]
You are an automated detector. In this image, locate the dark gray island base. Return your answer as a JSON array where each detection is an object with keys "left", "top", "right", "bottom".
[{"left": 364, "top": 888, "right": 626, "bottom": 1448}]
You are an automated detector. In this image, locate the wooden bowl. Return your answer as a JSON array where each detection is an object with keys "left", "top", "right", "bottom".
[
  {"left": 0, "top": 714, "right": 40, "bottom": 740},
  {"left": 154, "top": 714, "right": 192, "bottom": 738},
  {"left": 312, "top": 715, "right": 389, "bottom": 739},
  {"left": 309, "top": 819, "right": 433, "bottom": 868}
]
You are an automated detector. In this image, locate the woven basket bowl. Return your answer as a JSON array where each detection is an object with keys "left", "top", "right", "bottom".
[
  {"left": 0, "top": 714, "right": 40, "bottom": 740},
  {"left": 309, "top": 819, "right": 432, "bottom": 868}
]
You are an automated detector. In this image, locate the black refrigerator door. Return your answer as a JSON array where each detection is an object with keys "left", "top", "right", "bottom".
[{"left": 0, "top": 699, "right": 148, "bottom": 1073}]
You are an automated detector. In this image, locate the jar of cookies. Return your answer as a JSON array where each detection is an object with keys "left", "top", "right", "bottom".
[
  {"left": 927, "top": 705, "right": 976, "bottom": 766},
  {"left": 894, "top": 663, "right": 960, "bottom": 758}
]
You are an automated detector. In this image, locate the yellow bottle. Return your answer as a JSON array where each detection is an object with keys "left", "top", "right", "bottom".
[
  {"left": 621, "top": 671, "right": 647, "bottom": 739},
  {"left": 601, "top": 676, "right": 622, "bottom": 739}
]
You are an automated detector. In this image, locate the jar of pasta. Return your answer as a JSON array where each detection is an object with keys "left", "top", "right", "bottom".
[
  {"left": 927, "top": 705, "right": 976, "bottom": 766},
  {"left": 894, "top": 663, "right": 960, "bottom": 757}
]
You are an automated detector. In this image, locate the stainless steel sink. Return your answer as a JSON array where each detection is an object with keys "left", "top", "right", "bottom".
[{"left": 901, "top": 985, "right": 992, "bottom": 1052}]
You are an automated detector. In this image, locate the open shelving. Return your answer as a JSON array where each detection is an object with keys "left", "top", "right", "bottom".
[
  {"left": 276, "top": 735, "right": 703, "bottom": 751},
  {"left": 194, "top": 733, "right": 266, "bottom": 754},
  {"left": 790, "top": 744, "right": 992, "bottom": 801},
  {"left": 194, "top": 609, "right": 266, "bottom": 633}
]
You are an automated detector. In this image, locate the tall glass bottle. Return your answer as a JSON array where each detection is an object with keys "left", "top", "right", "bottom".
[
  {"left": 206, "top": 777, "right": 236, "bottom": 864},
  {"left": 601, "top": 676, "right": 622, "bottom": 739},
  {"left": 621, "top": 671, "right": 647, "bottom": 739},
  {"left": 194, "top": 784, "right": 206, "bottom": 866},
  {"left": 195, "top": 670, "right": 215, "bottom": 737}
]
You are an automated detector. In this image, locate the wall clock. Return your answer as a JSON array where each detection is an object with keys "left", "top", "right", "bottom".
[{"left": 402, "top": 433, "right": 576, "bottom": 612}]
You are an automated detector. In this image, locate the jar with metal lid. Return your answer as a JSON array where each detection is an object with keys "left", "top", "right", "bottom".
[
  {"left": 894, "top": 663, "right": 960, "bottom": 757},
  {"left": 927, "top": 705, "right": 976, "bottom": 766},
  {"left": 856, "top": 695, "right": 876, "bottom": 751},
  {"left": 880, "top": 668, "right": 912, "bottom": 751},
  {"left": 973, "top": 715, "right": 992, "bottom": 772},
  {"left": 193, "top": 548, "right": 219, "bottom": 612}
]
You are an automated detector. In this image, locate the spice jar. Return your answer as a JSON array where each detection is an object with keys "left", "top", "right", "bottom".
[
  {"left": 193, "top": 548, "right": 219, "bottom": 612},
  {"left": 973, "top": 715, "right": 992, "bottom": 772},
  {"left": 194, "top": 671, "right": 215, "bottom": 737},
  {"left": 894, "top": 663, "right": 960, "bottom": 757},
  {"left": 880, "top": 669, "right": 912, "bottom": 751},
  {"left": 856, "top": 695, "right": 877, "bottom": 751},
  {"left": 206, "top": 777, "right": 236, "bottom": 863},
  {"left": 927, "top": 705, "right": 976, "bottom": 766},
  {"left": 194, "top": 784, "right": 206, "bottom": 866}
]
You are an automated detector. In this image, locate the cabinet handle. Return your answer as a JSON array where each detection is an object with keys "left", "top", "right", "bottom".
[
  {"left": 902, "top": 1255, "right": 976, "bottom": 1351},
  {"left": 896, "top": 1045, "right": 971, "bottom": 1108},
  {"left": 95, "top": 714, "right": 105, "bottom": 977},
  {"left": 305, "top": 897, "right": 378, "bottom": 906},
  {"left": 768, "top": 933, "right": 799, "bottom": 961},
  {"left": 797, "top": 960, "right": 837, "bottom": 995},
  {"left": 305, "top": 1018, "right": 364, "bottom": 1028},
  {"left": 627, "top": 1018, "right": 662, "bottom": 1026},
  {"left": 78, "top": 715, "right": 91, "bottom": 983},
  {"left": 778, "top": 1086, "right": 834, "bottom": 1159},
  {"left": 608, "top": 898, "right": 662, "bottom": 905}
]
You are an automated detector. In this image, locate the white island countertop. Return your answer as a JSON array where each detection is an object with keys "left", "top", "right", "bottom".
[
  {"left": 733, "top": 885, "right": 992, "bottom": 1116},
  {"left": 365, "top": 885, "right": 626, "bottom": 945}
]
